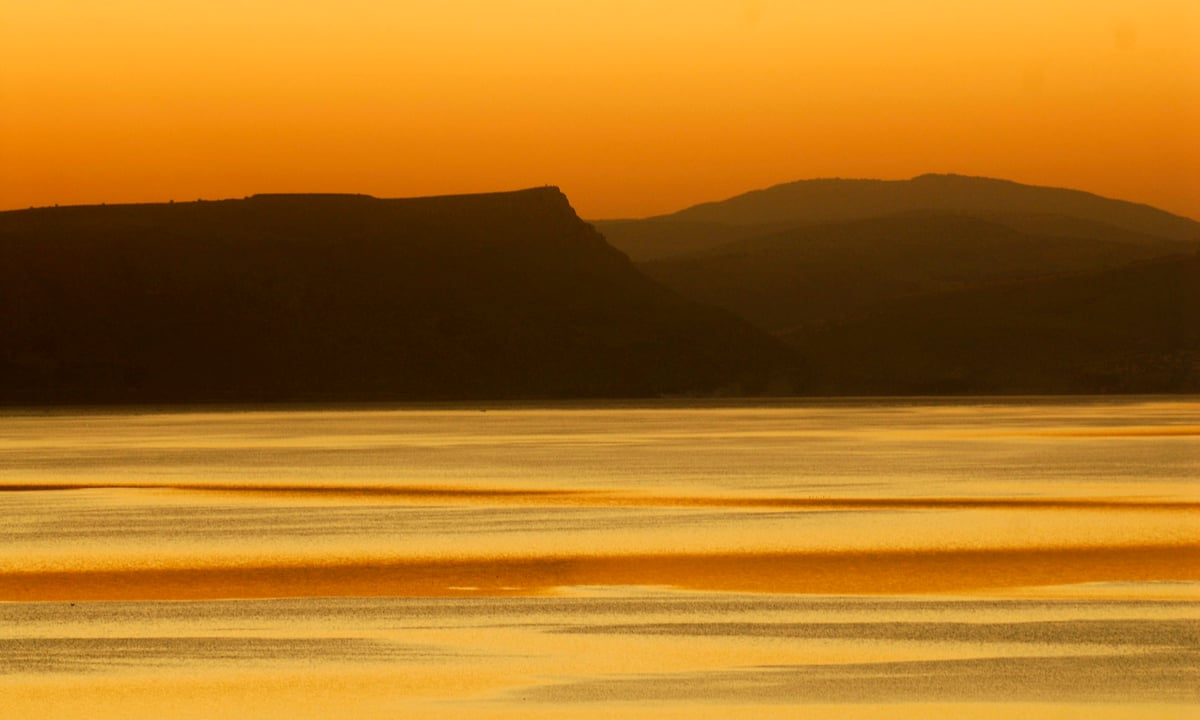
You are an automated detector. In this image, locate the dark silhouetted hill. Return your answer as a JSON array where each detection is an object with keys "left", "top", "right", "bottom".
[
  {"left": 784, "top": 253, "right": 1200, "bottom": 394},
  {"left": 595, "top": 174, "right": 1199, "bottom": 261},
  {"left": 0, "top": 189, "right": 796, "bottom": 404},
  {"left": 593, "top": 175, "right": 1199, "bottom": 394},
  {"left": 673, "top": 174, "right": 1199, "bottom": 240},
  {"left": 639, "top": 213, "right": 1194, "bottom": 333}
]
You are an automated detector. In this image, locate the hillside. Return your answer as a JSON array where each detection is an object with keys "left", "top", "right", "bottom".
[
  {"left": 596, "top": 174, "right": 1199, "bottom": 261},
  {"left": 0, "top": 189, "right": 796, "bottom": 404},
  {"left": 784, "top": 253, "right": 1200, "bottom": 394},
  {"left": 639, "top": 213, "right": 1193, "bottom": 333},
  {"left": 595, "top": 175, "right": 1199, "bottom": 395},
  {"left": 671, "top": 174, "right": 1198, "bottom": 238}
]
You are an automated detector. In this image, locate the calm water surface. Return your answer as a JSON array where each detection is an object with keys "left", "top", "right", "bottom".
[{"left": 1, "top": 398, "right": 1197, "bottom": 717}]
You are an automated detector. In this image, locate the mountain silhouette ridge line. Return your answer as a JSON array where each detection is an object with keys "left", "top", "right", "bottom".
[{"left": 0, "top": 186, "right": 794, "bottom": 404}]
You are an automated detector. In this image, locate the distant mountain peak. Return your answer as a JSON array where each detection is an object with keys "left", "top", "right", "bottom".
[
  {"left": 656, "top": 174, "right": 1198, "bottom": 241},
  {"left": 909, "top": 172, "right": 1008, "bottom": 184}
]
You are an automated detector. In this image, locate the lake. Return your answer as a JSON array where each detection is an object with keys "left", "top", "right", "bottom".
[{"left": 1, "top": 398, "right": 1197, "bottom": 717}]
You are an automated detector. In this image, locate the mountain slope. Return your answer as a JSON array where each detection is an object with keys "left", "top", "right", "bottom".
[
  {"left": 0, "top": 189, "right": 796, "bottom": 404},
  {"left": 640, "top": 213, "right": 1192, "bottom": 333},
  {"left": 595, "top": 175, "right": 1199, "bottom": 395},
  {"left": 668, "top": 174, "right": 1199, "bottom": 239},
  {"left": 784, "top": 253, "right": 1200, "bottom": 394},
  {"left": 596, "top": 174, "right": 1199, "bottom": 261}
]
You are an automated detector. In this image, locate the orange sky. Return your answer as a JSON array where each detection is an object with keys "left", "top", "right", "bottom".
[{"left": 2, "top": 1, "right": 1197, "bottom": 219}]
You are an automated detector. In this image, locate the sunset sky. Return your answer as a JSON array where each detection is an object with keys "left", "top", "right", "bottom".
[{"left": 2, "top": 0, "right": 1197, "bottom": 219}]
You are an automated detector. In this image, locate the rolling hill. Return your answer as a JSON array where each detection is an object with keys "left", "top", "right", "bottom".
[
  {"left": 5, "top": 176, "right": 1195, "bottom": 400},
  {"left": 638, "top": 212, "right": 1194, "bottom": 333},
  {"left": 595, "top": 174, "right": 1198, "bottom": 262},
  {"left": 595, "top": 174, "right": 1200, "bottom": 394}
]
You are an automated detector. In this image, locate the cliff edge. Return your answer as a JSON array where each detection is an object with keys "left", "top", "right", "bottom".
[{"left": 0, "top": 188, "right": 795, "bottom": 403}]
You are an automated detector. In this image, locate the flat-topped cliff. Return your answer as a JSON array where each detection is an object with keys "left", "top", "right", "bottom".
[{"left": 0, "top": 189, "right": 795, "bottom": 403}]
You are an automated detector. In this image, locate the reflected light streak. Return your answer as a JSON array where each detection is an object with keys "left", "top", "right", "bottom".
[{"left": 3, "top": 544, "right": 1197, "bottom": 602}]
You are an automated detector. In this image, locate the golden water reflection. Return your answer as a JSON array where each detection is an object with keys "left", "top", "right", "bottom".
[{"left": 1, "top": 398, "right": 1197, "bottom": 716}]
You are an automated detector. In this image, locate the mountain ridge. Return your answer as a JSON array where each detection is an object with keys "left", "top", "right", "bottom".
[
  {"left": 667, "top": 174, "right": 1199, "bottom": 237},
  {"left": 0, "top": 188, "right": 796, "bottom": 404},
  {"left": 593, "top": 174, "right": 1198, "bottom": 394},
  {"left": 5, "top": 178, "right": 1196, "bottom": 400},
  {"left": 637, "top": 211, "right": 1194, "bottom": 333}
]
